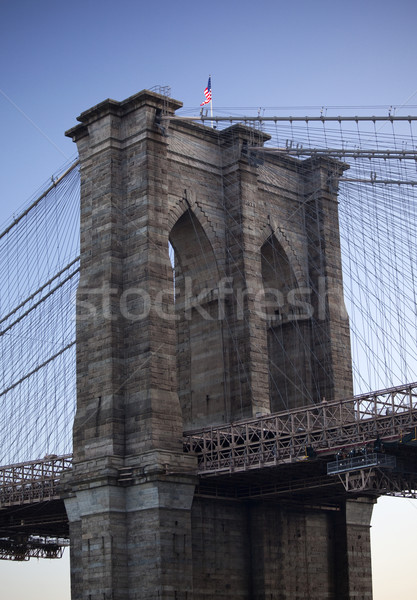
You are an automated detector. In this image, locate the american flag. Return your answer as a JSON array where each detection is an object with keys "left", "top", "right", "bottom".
[{"left": 200, "top": 76, "right": 212, "bottom": 106}]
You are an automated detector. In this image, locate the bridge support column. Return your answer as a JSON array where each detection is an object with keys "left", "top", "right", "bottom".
[
  {"left": 248, "top": 502, "right": 338, "bottom": 599},
  {"left": 64, "top": 476, "right": 128, "bottom": 600},
  {"left": 64, "top": 90, "right": 198, "bottom": 600},
  {"left": 304, "top": 158, "right": 353, "bottom": 402},
  {"left": 64, "top": 455, "right": 196, "bottom": 600},
  {"left": 245, "top": 498, "right": 375, "bottom": 600},
  {"left": 222, "top": 132, "right": 271, "bottom": 419},
  {"left": 125, "top": 475, "right": 196, "bottom": 599},
  {"left": 335, "top": 497, "right": 375, "bottom": 600}
]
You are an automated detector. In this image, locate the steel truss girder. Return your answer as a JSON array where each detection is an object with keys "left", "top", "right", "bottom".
[
  {"left": 0, "top": 455, "right": 72, "bottom": 507},
  {"left": 184, "top": 381, "right": 417, "bottom": 475},
  {"left": 1, "top": 382, "right": 417, "bottom": 505},
  {"left": 337, "top": 467, "right": 417, "bottom": 498},
  {"left": 0, "top": 536, "right": 68, "bottom": 561}
]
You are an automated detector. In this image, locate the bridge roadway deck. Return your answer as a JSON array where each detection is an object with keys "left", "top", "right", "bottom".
[
  {"left": 184, "top": 381, "right": 417, "bottom": 475},
  {"left": 1, "top": 381, "right": 417, "bottom": 547}
]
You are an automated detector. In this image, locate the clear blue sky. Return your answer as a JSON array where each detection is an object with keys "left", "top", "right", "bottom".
[{"left": 1, "top": 0, "right": 417, "bottom": 598}]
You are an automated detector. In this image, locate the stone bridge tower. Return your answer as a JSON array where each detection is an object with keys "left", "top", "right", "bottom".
[{"left": 64, "top": 90, "right": 373, "bottom": 599}]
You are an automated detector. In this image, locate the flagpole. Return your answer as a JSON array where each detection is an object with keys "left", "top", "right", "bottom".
[
  {"left": 210, "top": 74, "right": 213, "bottom": 128},
  {"left": 200, "top": 75, "right": 213, "bottom": 127}
]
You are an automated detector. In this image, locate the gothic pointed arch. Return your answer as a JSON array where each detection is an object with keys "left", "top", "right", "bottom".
[
  {"left": 167, "top": 191, "right": 222, "bottom": 268},
  {"left": 169, "top": 208, "right": 227, "bottom": 429},
  {"left": 261, "top": 234, "right": 314, "bottom": 412},
  {"left": 260, "top": 220, "right": 308, "bottom": 289}
]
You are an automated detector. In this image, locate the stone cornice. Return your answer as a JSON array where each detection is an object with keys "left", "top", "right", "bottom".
[{"left": 65, "top": 89, "right": 183, "bottom": 142}]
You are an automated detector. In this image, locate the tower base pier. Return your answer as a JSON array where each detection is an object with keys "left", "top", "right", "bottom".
[{"left": 190, "top": 495, "right": 374, "bottom": 600}]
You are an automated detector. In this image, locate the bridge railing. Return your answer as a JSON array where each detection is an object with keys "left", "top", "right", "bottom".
[
  {"left": 326, "top": 452, "right": 397, "bottom": 475},
  {"left": 0, "top": 455, "right": 72, "bottom": 506},
  {"left": 184, "top": 382, "right": 417, "bottom": 475}
]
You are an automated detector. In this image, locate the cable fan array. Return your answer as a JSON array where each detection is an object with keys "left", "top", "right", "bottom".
[
  {"left": 0, "top": 105, "right": 416, "bottom": 465},
  {"left": 0, "top": 159, "right": 80, "bottom": 464},
  {"left": 264, "top": 116, "right": 417, "bottom": 394},
  {"left": 173, "top": 107, "right": 417, "bottom": 400}
]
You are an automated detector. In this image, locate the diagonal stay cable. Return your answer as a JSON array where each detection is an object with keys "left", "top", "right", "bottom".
[
  {"left": 0, "top": 341, "right": 75, "bottom": 398},
  {"left": 0, "top": 160, "right": 79, "bottom": 243},
  {"left": 0, "top": 267, "right": 79, "bottom": 337},
  {"left": 0, "top": 256, "right": 79, "bottom": 328}
]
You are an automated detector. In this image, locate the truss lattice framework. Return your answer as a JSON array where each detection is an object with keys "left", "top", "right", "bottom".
[
  {"left": 337, "top": 467, "right": 417, "bottom": 498},
  {"left": 0, "top": 382, "right": 417, "bottom": 506},
  {"left": 0, "top": 455, "right": 72, "bottom": 506},
  {"left": 184, "top": 382, "right": 417, "bottom": 475},
  {"left": 0, "top": 536, "right": 68, "bottom": 561}
]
